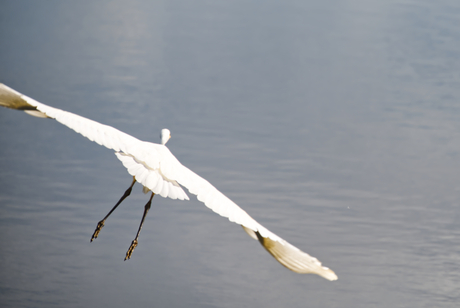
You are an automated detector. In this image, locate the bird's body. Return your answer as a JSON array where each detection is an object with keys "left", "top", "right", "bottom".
[{"left": 0, "top": 83, "right": 337, "bottom": 281}]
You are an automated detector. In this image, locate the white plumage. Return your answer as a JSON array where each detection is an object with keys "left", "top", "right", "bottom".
[{"left": 0, "top": 83, "right": 337, "bottom": 281}]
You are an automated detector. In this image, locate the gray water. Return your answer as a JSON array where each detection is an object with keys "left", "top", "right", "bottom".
[{"left": 1, "top": 0, "right": 460, "bottom": 307}]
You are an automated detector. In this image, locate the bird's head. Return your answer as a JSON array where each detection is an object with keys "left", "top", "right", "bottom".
[{"left": 160, "top": 128, "right": 171, "bottom": 145}]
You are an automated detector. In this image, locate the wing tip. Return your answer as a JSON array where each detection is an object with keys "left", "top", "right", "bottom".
[
  {"left": 254, "top": 231, "right": 338, "bottom": 281},
  {"left": 0, "top": 83, "right": 49, "bottom": 118},
  {"left": 319, "top": 268, "right": 338, "bottom": 281}
]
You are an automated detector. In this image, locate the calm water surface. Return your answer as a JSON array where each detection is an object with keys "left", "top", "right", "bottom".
[{"left": 1, "top": 0, "right": 460, "bottom": 307}]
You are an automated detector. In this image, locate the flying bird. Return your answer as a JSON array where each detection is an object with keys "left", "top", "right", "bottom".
[{"left": 0, "top": 83, "right": 337, "bottom": 281}]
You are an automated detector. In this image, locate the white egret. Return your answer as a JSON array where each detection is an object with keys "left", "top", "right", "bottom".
[{"left": 0, "top": 83, "right": 337, "bottom": 281}]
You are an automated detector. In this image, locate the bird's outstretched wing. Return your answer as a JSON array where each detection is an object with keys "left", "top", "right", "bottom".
[
  {"left": 169, "top": 163, "right": 337, "bottom": 280},
  {"left": 0, "top": 83, "right": 337, "bottom": 280},
  {"left": 0, "top": 83, "right": 188, "bottom": 200}
]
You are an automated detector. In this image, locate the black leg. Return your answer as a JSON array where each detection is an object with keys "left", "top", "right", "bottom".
[
  {"left": 125, "top": 192, "right": 155, "bottom": 260},
  {"left": 91, "top": 177, "right": 136, "bottom": 242}
]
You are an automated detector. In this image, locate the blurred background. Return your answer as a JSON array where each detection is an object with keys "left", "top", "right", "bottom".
[{"left": 1, "top": 0, "right": 460, "bottom": 307}]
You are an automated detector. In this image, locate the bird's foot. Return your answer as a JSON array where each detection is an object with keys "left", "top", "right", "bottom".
[
  {"left": 124, "top": 239, "right": 138, "bottom": 260},
  {"left": 90, "top": 220, "right": 105, "bottom": 242}
]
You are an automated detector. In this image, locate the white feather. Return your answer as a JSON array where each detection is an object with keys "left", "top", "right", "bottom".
[{"left": 0, "top": 83, "right": 337, "bottom": 281}]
